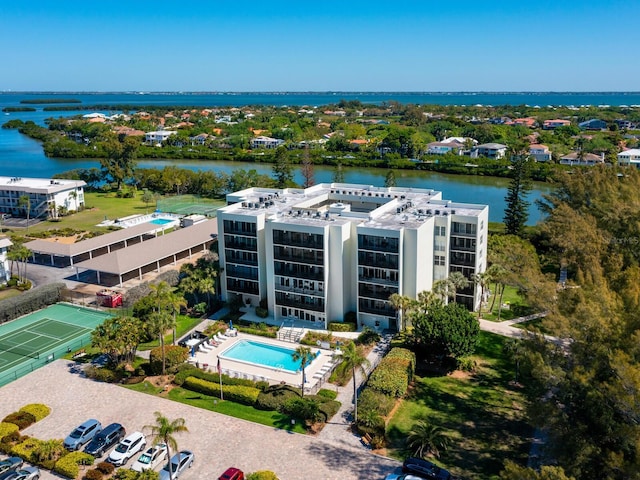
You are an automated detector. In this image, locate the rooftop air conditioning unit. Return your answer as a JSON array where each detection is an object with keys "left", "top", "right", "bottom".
[
  {"left": 435, "top": 210, "right": 440, "bottom": 215},
  {"left": 451, "top": 209, "right": 456, "bottom": 214},
  {"left": 397, "top": 207, "right": 402, "bottom": 214},
  {"left": 242, "top": 202, "right": 248, "bottom": 207}
]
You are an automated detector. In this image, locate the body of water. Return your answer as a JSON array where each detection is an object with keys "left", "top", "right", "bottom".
[{"left": 0, "top": 91, "right": 581, "bottom": 224}]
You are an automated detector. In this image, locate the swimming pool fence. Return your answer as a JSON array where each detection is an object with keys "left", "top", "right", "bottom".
[{"left": 156, "top": 195, "right": 222, "bottom": 217}]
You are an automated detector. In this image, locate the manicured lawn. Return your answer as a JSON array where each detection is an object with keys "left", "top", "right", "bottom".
[
  {"left": 124, "top": 383, "right": 307, "bottom": 434},
  {"left": 138, "top": 314, "right": 205, "bottom": 350},
  {"left": 385, "top": 332, "right": 532, "bottom": 480},
  {"left": 481, "top": 285, "right": 533, "bottom": 322}
]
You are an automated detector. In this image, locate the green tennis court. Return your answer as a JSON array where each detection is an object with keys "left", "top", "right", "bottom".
[
  {"left": 0, "top": 303, "right": 113, "bottom": 386},
  {"left": 156, "top": 194, "right": 223, "bottom": 217}
]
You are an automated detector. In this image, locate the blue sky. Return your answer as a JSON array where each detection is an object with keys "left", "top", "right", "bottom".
[{"left": 1, "top": 0, "right": 638, "bottom": 92}]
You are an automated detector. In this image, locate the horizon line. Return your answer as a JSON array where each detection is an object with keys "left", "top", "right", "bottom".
[{"left": 2, "top": 90, "right": 640, "bottom": 95}]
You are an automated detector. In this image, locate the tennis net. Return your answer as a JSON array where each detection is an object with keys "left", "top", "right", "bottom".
[{"left": 0, "top": 342, "right": 40, "bottom": 359}]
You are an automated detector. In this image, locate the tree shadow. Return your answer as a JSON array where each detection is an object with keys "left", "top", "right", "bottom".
[{"left": 304, "top": 441, "right": 401, "bottom": 477}]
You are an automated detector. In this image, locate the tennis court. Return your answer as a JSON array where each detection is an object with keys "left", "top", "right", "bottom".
[
  {"left": 0, "top": 303, "right": 112, "bottom": 386},
  {"left": 156, "top": 194, "right": 224, "bottom": 217}
]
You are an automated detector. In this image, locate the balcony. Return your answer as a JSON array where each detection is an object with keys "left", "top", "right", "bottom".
[
  {"left": 274, "top": 263, "right": 324, "bottom": 281},
  {"left": 358, "top": 284, "right": 398, "bottom": 301},
  {"left": 358, "top": 302, "right": 396, "bottom": 318},
  {"left": 358, "top": 274, "right": 398, "bottom": 287},
  {"left": 226, "top": 265, "right": 259, "bottom": 281},
  {"left": 275, "top": 281, "right": 324, "bottom": 298},
  {"left": 358, "top": 252, "right": 399, "bottom": 270},
  {"left": 224, "top": 250, "right": 258, "bottom": 266},
  {"left": 226, "top": 279, "right": 259, "bottom": 296},
  {"left": 273, "top": 247, "right": 324, "bottom": 265},
  {"left": 272, "top": 232, "right": 323, "bottom": 249},
  {"left": 223, "top": 236, "right": 257, "bottom": 251},
  {"left": 275, "top": 293, "right": 325, "bottom": 312},
  {"left": 357, "top": 236, "right": 400, "bottom": 254}
]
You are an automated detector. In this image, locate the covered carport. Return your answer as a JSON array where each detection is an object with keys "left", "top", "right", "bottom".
[
  {"left": 74, "top": 220, "right": 218, "bottom": 287},
  {"left": 24, "top": 223, "right": 169, "bottom": 267}
]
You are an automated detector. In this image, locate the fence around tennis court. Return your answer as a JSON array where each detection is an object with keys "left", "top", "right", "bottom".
[
  {"left": 156, "top": 195, "right": 222, "bottom": 217},
  {"left": 0, "top": 332, "right": 92, "bottom": 387}
]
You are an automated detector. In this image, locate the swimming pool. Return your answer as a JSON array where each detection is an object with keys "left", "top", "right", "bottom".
[
  {"left": 219, "top": 340, "right": 319, "bottom": 372},
  {"left": 150, "top": 218, "right": 173, "bottom": 225}
]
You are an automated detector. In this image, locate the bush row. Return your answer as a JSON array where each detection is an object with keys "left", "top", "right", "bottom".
[
  {"left": 174, "top": 366, "right": 268, "bottom": 390},
  {"left": 327, "top": 322, "right": 357, "bottom": 332},
  {"left": 0, "top": 283, "right": 65, "bottom": 324},
  {"left": 367, "top": 348, "right": 415, "bottom": 397},
  {"left": 183, "top": 376, "right": 261, "bottom": 405},
  {"left": 2, "top": 411, "right": 36, "bottom": 430},
  {"left": 19, "top": 404, "right": 51, "bottom": 422}
]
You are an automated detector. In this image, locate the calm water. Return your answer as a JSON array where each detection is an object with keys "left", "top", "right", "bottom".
[
  {"left": 220, "top": 339, "right": 318, "bottom": 372},
  {"left": 0, "top": 91, "right": 587, "bottom": 224}
]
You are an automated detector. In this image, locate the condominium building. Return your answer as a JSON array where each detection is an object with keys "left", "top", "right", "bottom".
[
  {"left": 0, "top": 177, "right": 86, "bottom": 219},
  {"left": 217, "top": 184, "right": 488, "bottom": 331}
]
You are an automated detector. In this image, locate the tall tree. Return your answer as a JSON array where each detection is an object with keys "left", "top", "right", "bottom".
[
  {"left": 389, "top": 293, "right": 414, "bottom": 331},
  {"left": 272, "top": 146, "right": 293, "bottom": 188},
  {"left": 18, "top": 194, "right": 31, "bottom": 228},
  {"left": 91, "top": 316, "right": 144, "bottom": 365},
  {"left": 144, "top": 412, "right": 188, "bottom": 480},
  {"left": 100, "top": 136, "right": 138, "bottom": 190},
  {"left": 292, "top": 346, "right": 315, "bottom": 398},
  {"left": 332, "top": 162, "right": 345, "bottom": 183},
  {"left": 339, "top": 342, "right": 369, "bottom": 423},
  {"left": 503, "top": 147, "right": 532, "bottom": 236},
  {"left": 300, "top": 145, "right": 315, "bottom": 188},
  {"left": 384, "top": 169, "right": 397, "bottom": 187}
]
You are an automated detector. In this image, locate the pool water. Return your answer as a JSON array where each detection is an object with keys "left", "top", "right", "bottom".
[
  {"left": 220, "top": 340, "right": 318, "bottom": 372},
  {"left": 150, "top": 218, "right": 173, "bottom": 225}
]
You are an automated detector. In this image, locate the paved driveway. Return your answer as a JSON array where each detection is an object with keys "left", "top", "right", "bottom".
[{"left": 0, "top": 361, "right": 400, "bottom": 480}]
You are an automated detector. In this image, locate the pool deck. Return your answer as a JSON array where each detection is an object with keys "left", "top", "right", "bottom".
[{"left": 190, "top": 332, "right": 338, "bottom": 393}]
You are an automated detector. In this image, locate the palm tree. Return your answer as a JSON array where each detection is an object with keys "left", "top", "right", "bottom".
[
  {"left": 148, "top": 310, "right": 174, "bottom": 375},
  {"left": 389, "top": 293, "right": 414, "bottom": 331},
  {"left": 406, "top": 420, "right": 450, "bottom": 459},
  {"left": 434, "top": 272, "right": 468, "bottom": 303},
  {"left": 473, "top": 270, "right": 492, "bottom": 320},
  {"left": 292, "top": 346, "right": 315, "bottom": 398},
  {"left": 145, "top": 412, "right": 188, "bottom": 480},
  {"left": 18, "top": 195, "right": 31, "bottom": 230},
  {"left": 340, "top": 342, "right": 370, "bottom": 423}
]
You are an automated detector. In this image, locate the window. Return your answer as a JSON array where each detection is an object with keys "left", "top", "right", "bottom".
[
  {"left": 435, "top": 255, "right": 445, "bottom": 266},
  {"left": 434, "top": 226, "right": 446, "bottom": 236}
]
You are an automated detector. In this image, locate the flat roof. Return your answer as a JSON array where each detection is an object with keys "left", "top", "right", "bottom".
[
  {"left": 0, "top": 177, "right": 86, "bottom": 194},
  {"left": 75, "top": 220, "right": 218, "bottom": 275},
  {"left": 24, "top": 222, "right": 166, "bottom": 257}
]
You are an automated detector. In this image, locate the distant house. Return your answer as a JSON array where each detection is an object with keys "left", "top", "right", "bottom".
[
  {"left": 349, "top": 139, "right": 368, "bottom": 149},
  {"left": 506, "top": 117, "right": 537, "bottom": 128},
  {"left": 426, "top": 137, "right": 476, "bottom": 156},
  {"left": 145, "top": 130, "right": 176, "bottom": 146},
  {"left": 250, "top": 136, "right": 285, "bottom": 149},
  {"left": 472, "top": 143, "right": 508, "bottom": 159},
  {"left": 190, "top": 133, "right": 210, "bottom": 146},
  {"left": 579, "top": 119, "right": 607, "bottom": 130},
  {"left": 543, "top": 119, "right": 572, "bottom": 130},
  {"left": 559, "top": 152, "right": 605, "bottom": 166},
  {"left": 112, "top": 126, "right": 145, "bottom": 138},
  {"left": 615, "top": 119, "right": 637, "bottom": 130},
  {"left": 0, "top": 237, "right": 12, "bottom": 284},
  {"left": 529, "top": 144, "right": 552, "bottom": 162},
  {"left": 617, "top": 148, "right": 640, "bottom": 167}
]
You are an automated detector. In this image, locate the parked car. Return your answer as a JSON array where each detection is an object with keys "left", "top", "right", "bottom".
[
  {"left": 402, "top": 457, "right": 451, "bottom": 480},
  {"left": 159, "top": 450, "right": 194, "bottom": 480},
  {"left": 107, "top": 431, "right": 147, "bottom": 466},
  {"left": 63, "top": 419, "right": 102, "bottom": 450},
  {"left": 218, "top": 467, "right": 244, "bottom": 480},
  {"left": 84, "top": 423, "right": 126, "bottom": 458},
  {"left": 131, "top": 443, "right": 168, "bottom": 472},
  {"left": 0, "top": 467, "right": 40, "bottom": 480},
  {"left": 0, "top": 458, "right": 23, "bottom": 475}
]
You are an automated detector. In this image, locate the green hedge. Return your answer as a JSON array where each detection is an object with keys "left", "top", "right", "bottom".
[
  {"left": 385, "top": 347, "right": 416, "bottom": 378},
  {"left": 182, "top": 377, "right": 261, "bottom": 405},
  {"left": 53, "top": 451, "right": 94, "bottom": 478},
  {"left": 0, "top": 284, "right": 66, "bottom": 324},
  {"left": 358, "top": 389, "right": 396, "bottom": 417},
  {"left": 0, "top": 422, "right": 19, "bottom": 440},
  {"left": 84, "top": 469, "right": 104, "bottom": 480},
  {"left": 174, "top": 367, "right": 267, "bottom": 390},
  {"left": 328, "top": 322, "right": 357, "bottom": 332},
  {"left": 11, "top": 437, "right": 43, "bottom": 464},
  {"left": 255, "top": 385, "right": 301, "bottom": 411},
  {"left": 2, "top": 411, "right": 36, "bottom": 430},
  {"left": 317, "top": 389, "right": 338, "bottom": 400},
  {"left": 255, "top": 307, "right": 269, "bottom": 318},
  {"left": 366, "top": 347, "right": 415, "bottom": 398},
  {"left": 149, "top": 345, "right": 189, "bottom": 374},
  {"left": 247, "top": 472, "right": 279, "bottom": 480},
  {"left": 18, "top": 404, "right": 51, "bottom": 422},
  {"left": 316, "top": 399, "right": 341, "bottom": 422}
]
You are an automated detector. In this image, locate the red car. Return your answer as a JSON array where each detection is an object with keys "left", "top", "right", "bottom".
[{"left": 218, "top": 467, "right": 244, "bottom": 480}]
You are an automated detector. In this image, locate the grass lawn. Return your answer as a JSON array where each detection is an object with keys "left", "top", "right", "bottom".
[
  {"left": 0, "top": 289, "right": 21, "bottom": 301},
  {"left": 138, "top": 314, "right": 205, "bottom": 350},
  {"left": 385, "top": 332, "right": 532, "bottom": 480},
  {"left": 124, "top": 383, "right": 307, "bottom": 434},
  {"left": 481, "top": 285, "right": 533, "bottom": 322}
]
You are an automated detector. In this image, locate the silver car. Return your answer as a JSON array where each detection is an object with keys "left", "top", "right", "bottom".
[
  {"left": 63, "top": 419, "right": 101, "bottom": 450},
  {"left": 131, "top": 443, "right": 168, "bottom": 472},
  {"left": 159, "top": 450, "right": 194, "bottom": 480},
  {"left": 0, "top": 467, "right": 40, "bottom": 480}
]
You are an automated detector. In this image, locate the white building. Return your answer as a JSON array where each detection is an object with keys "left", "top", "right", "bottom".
[
  {"left": 0, "top": 177, "right": 86, "bottom": 220},
  {"left": 250, "top": 136, "right": 285, "bottom": 149},
  {"left": 144, "top": 130, "right": 176, "bottom": 146},
  {"left": 217, "top": 184, "right": 488, "bottom": 331},
  {"left": 472, "top": 143, "right": 507, "bottom": 159},
  {"left": 0, "top": 237, "right": 12, "bottom": 283},
  {"left": 617, "top": 149, "right": 640, "bottom": 167}
]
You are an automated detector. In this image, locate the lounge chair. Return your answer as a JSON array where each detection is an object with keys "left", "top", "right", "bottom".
[
  {"left": 215, "top": 333, "right": 229, "bottom": 342},
  {"left": 200, "top": 343, "right": 213, "bottom": 351}
]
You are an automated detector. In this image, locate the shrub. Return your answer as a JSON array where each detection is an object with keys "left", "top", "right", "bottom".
[
  {"left": 54, "top": 451, "right": 95, "bottom": 479},
  {"left": 328, "top": 322, "right": 357, "bottom": 332},
  {"left": 11, "top": 436, "right": 41, "bottom": 463},
  {"left": 316, "top": 399, "right": 341, "bottom": 422},
  {"left": 149, "top": 345, "right": 189, "bottom": 374},
  {"left": 84, "top": 366, "right": 121, "bottom": 383},
  {"left": 457, "top": 356, "right": 477, "bottom": 372},
  {"left": 182, "top": 377, "right": 261, "bottom": 406},
  {"left": 358, "top": 389, "right": 396, "bottom": 417},
  {"left": 356, "top": 328, "right": 381, "bottom": 346},
  {"left": 255, "top": 307, "right": 268, "bottom": 318},
  {"left": 247, "top": 471, "right": 280, "bottom": 480},
  {"left": 385, "top": 347, "right": 416, "bottom": 378},
  {"left": 316, "top": 389, "right": 338, "bottom": 400},
  {"left": 19, "top": 404, "right": 51, "bottom": 422},
  {"left": 255, "top": 385, "right": 301, "bottom": 411},
  {"left": 2, "top": 411, "right": 36, "bottom": 430},
  {"left": 279, "top": 397, "right": 320, "bottom": 425},
  {"left": 0, "top": 283, "right": 65, "bottom": 324},
  {"left": 300, "top": 331, "right": 333, "bottom": 347},
  {"left": 96, "top": 461, "right": 115, "bottom": 474},
  {"left": 174, "top": 367, "right": 263, "bottom": 389},
  {"left": 84, "top": 468, "right": 104, "bottom": 480},
  {"left": 114, "top": 470, "right": 160, "bottom": 480},
  {"left": 0, "top": 422, "right": 19, "bottom": 441},
  {"left": 367, "top": 350, "right": 414, "bottom": 398}
]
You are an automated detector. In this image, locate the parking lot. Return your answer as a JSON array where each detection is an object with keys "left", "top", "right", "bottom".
[{"left": 0, "top": 360, "right": 400, "bottom": 480}]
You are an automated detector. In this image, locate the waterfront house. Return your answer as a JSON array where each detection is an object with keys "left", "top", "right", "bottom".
[
  {"left": 617, "top": 148, "right": 640, "bottom": 167},
  {"left": 0, "top": 177, "right": 86, "bottom": 220},
  {"left": 616, "top": 119, "right": 637, "bottom": 130},
  {"left": 559, "top": 152, "right": 605, "bottom": 166},
  {"left": 579, "top": 119, "right": 607, "bottom": 130},
  {"left": 472, "top": 143, "right": 507, "bottom": 159},
  {"left": 190, "top": 133, "right": 211, "bottom": 146},
  {"left": 529, "top": 144, "right": 552, "bottom": 162},
  {"left": 217, "top": 184, "right": 488, "bottom": 331},
  {"left": 0, "top": 237, "right": 12, "bottom": 284},
  {"left": 426, "top": 137, "right": 476, "bottom": 156},
  {"left": 144, "top": 130, "right": 176, "bottom": 146},
  {"left": 543, "top": 119, "right": 572, "bottom": 130},
  {"left": 250, "top": 136, "right": 285, "bottom": 149}
]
